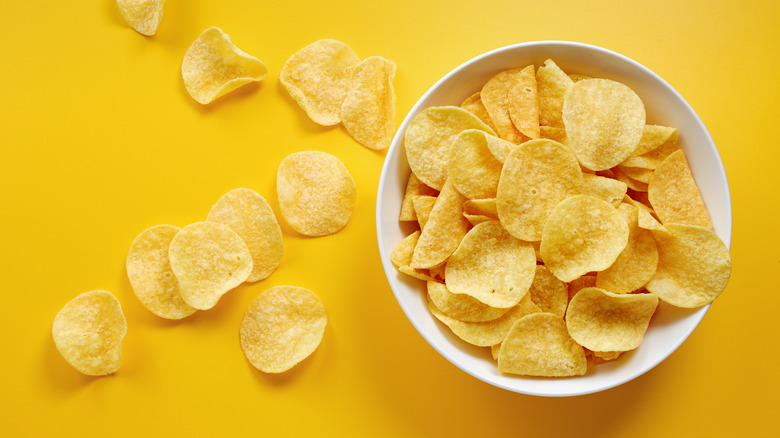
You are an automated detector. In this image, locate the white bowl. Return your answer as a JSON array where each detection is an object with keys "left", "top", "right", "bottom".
[{"left": 376, "top": 41, "right": 731, "bottom": 397}]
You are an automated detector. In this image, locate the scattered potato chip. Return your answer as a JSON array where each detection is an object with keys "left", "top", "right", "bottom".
[
  {"left": 410, "top": 179, "right": 470, "bottom": 269},
  {"left": 528, "top": 265, "right": 569, "bottom": 318},
  {"left": 168, "top": 221, "right": 253, "bottom": 310},
  {"left": 445, "top": 221, "right": 536, "bottom": 309},
  {"left": 126, "top": 224, "right": 197, "bottom": 320},
  {"left": 117, "top": 0, "right": 166, "bottom": 36},
  {"left": 405, "top": 106, "right": 495, "bottom": 190},
  {"left": 448, "top": 130, "right": 504, "bottom": 199},
  {"left": 427, "top": 281, "right": 510, "bottom": 322},
  {"left": 481, "top": 68, "right": 530, "bottom": 143},
  {"left": 507, "top": 65, "right": 540, "bottom": 140},
  {"left": 541, "top": 195, "right": 629, "bottom": 282},
  {"left": 497, "top": 139, "right": 584, "bottom": 241},
  {"left": 181, "top": 27, "right": 268, "bottom": 105},
  {"left": 648, "top": 149, "right": 712, "bottom": 229},
  {"left": 277, "top": 151, "right": 357, "bottom": 236},
  {"left": 581, "top": 173, "right": 628, "bottom": 207},
  {"left": 498, "top": 313, "right": 587, "bottom": 377},
  {"left": 280, "top": 39, "right": 360, "bottom": 126},
  {"left": 412, "top": 195, "right": 437, "bottom": 230},
  {"left": 537, "top": 59, "right": 574, "bottom": 128},
  {"left": 645, "top": 224, "right": 731, "bottom": 308},
  {"left": 340, "top": 56, "right": 397, "bottom": 150},
  {"left": 206, "top": 188, "right": 284, "bottom": 282},
  {"left": 596, "top": 204, "right": 659, "bottom": 294},
  {"left": 460, "top": 92, "right": 498, "bottom": 132},
  {"left": 566, "top": 287, "right": 658, "bottom": 351},
  {"left": 52, "top": 291, "right": 127, "bottom": 376},
  {"left": 562, "top": 78, "right": 646, "bottom": 170},
  {"left": 399, "top": 173, "right": 439, "bottom": 222},
  {"left": 240, "top": 286, "right": 327, "bottom": 373}
]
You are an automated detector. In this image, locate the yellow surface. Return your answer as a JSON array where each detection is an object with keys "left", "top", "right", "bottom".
[{"left": 1, "top": 1, "right": 778, "bottom": 436}]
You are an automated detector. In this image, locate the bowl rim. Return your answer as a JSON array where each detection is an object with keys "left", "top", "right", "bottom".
[{"left": 375, "top": 40, "right": 732, "bottom": 397}]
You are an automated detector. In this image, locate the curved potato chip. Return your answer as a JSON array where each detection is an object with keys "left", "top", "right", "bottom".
[
  {"left": 507, "top": 65, "right": 540, "bottom": 140},
  {"left": 540, "top": 195, "right": 629, "bottom": 282},
  {"left": 537, "top": 59, "right": 574, "bottom": 128},
  {"left": 448, "top": 130, "right": 504, "bottom": 199},
  {"left": 581, "top": 173, "right": 627, "bottom": 207},
  {"left": 404, "top": 106, "right": 495, "bottom": 190},
  {"left": 568, "top": 275, "right": 597, "bottom": 301},
  {"left": 566, "top": 287, "right": 658, "bottom": 351},
  {"left": 341, "top": 56, "right": 397, "bottom": 150},
  {"left": 280, "top": 39, "right": 360, "bottom": 126},
  {"left": 528, "top": 265, "right": 569, "bottom": 318},
  {"left": 240, "top": 286, "right": 327, "bottom": 373},
  {"left": 52, "top": 291, "right": 127, "bottom": 376},
  {"left": 619, "top": 165, "right": 653, "bottom": 184},
  {"left": 648, "top": 149, "right": 712, "bottom": 228},
  {"left": 117, "top": 0, "right": 165, "bottom": 36},
  {"left": 596, "top": 204, "right": 659, "bottom": 294},
  {"left": 460, "top": 92, "right": 497, "bottom": 132},
  {"left": 626, "top": 125, "right": 678, "bottom": 160},
  {"left": 462, "top": 198, "right": 497, "bottom": 218},
  {"left": 390, "top": 231, "right": 420, "bottom": 270},
  {"left": 464, "top": 213, "right": 493, "bottom": 226},
  {"left": 206, "top": 188, "right": 284, "bottom": 282},
  {"left": 481, "top": 68, "right": 530, "bottom": 143},
  {"left": 445, "top": 221, "right": 536, "bottom": 309},
  {"left": 562, "top": 78, "right": 645, "bottom": 170},
  {"left": 498, "top": 313, "right": 587, "bottom": 377},
  {"left": 497, "top": 139, "right": 583, "bottom": 241},
  {"left": 427, "top": 281, "right": 509, "bottom": 323},
  {"left": 182, "top": 27, "right": 268, "bottom": 105},
  {"left": 399, "top": 173, "right": 439, "bottom": 222},
  {"left": 126, "top": 224, "right": 197, "bottom": 319},
  {"left": 413, "top": 195, "right": 437, "bottom": 230},
  {"left": 277, "top": 151, "right": 357, "bottom": 236},
  {"left": 410, "top": 179, "right": 470, "bottom": 269},
  {"left": 645, "top": 224, "right": 731, "bottom": 308},
  {"left": 169, "top": 222, "right": 253, "bottom": 310}
]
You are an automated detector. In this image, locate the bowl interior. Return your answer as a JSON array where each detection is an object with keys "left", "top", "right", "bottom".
[{"left": 376, "top": 41, "right": 732, "bottom": 396}]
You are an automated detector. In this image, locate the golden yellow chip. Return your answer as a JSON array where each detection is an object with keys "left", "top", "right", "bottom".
[
  {"left": 52, "top": 291, "right": 127, "bottom": 376},
  {"left": 206, "top": 188, "right": 284, "bottom": 282},
  {"left": 412, "top": 195, "right": 437, "bottom": 230},
  {"left": 341, "top": 56, "right": 397, "bottom": 150},
  {"left": 497, "top": 313, "right": 587, "bottom": 377},
  {"left": 528, "top": 265, "right": 569, "bottom": 318},
  {"left": 463, "top": 213, "right": 494, "bottom": 227},
  {"left": 539, "top": 125, "right": 568, "bottom": 145},
  {"left": 613, "top": 166, "right": 649, "bottom": 192},
  {"left": 448, "top": 130, "right": 504, "bottom": 199},
  {"left": 566, "top": 287, "right": 658, "bottom": 352},
  {"left": 280, "top": 39, "right": 360, "bottom": 126},
  {"left": 240, "top": 286, "right": 327, "bottom": 373},
  {"left": 618, "top": 165, "right": 653, "bottom": 184},
  {"left": 390, "top": 232, "right": 437, "bottom": 282},
  {"left": 592, "top": 350, "right": 622, "bottom": 364},
  {"left": 567, "top": 275, "right": 597, "bottom": 301},
  {"left": 168, "top": 221, "right": 253, "bottom": 310},
  {"left": 116, "top": 0, "right": 165, "bottom": 36},
  {"left": 181, "top": 27, "right": 268, "bottom": 105},
  {"left": 497, "top": 139, "right": 583, "bottom": 241},
  {"left": 404, "top": 106, "right": 495, "bottom": 190},
  {"left": 460, "top": 92, "right": 498, "bottom": 132},
  {"left": 462, "top": 198, "right": 498, "bottom": 218},
  {"left": 410, "top": 179, "right": 470, "bottom": 269},
  {"left": 562, "top": 78, "right": 646, "bottom": 170},
  {"left": 581, "top": 173, "right": 628, "bottom": 207},
  {"left": 626, "top": 125, "right": 678, "bottom": 159},
  {"left": 277, "top": 151, "right": 357, "bottom": 236},
  {"left": 648, "top": 149, "right": 713, "bottom": 229},
  {"left": 483, "top": 133, "right": 517, "bottom": 164},
  {"left": 445, "top": 221, "right": 536, "bottom": 308},
  {"left": 596, "top": 204, "right": 659, "bottom": 294},
  {"left": 541, "top": 195, "right": 629, "bottom": 282},
  {"left": 569, "top": 73, "right": 591, "bottom": 83},
  {"left": 645, "top": 224, "right": 731, "bottom": 308},
  {"left": 427, "top": 281, "right": 509, "bottom": 322},
  {"left": 508, "top": 65, "right": 540, "bottom": 140},
  {"left": 481, "top": 68, "right": 530, "bottom": 143},
  {"left": 537, "top": 59, "right": 574, "bottom": 128},
  {"left": 126, "top": 224, "right": 197, "bottom": 320},
  {"left": 399, "top": 173, "right": 439, "bottom": 222}
]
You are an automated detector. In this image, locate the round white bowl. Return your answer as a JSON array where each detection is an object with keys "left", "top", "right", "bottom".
[{"left": 376, "top": 41, "right": 731, "bottom": 397}]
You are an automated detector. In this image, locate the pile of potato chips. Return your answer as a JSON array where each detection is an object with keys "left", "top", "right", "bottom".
[{"left": 394, "top": 59, "right": 732, "bottom": 377}]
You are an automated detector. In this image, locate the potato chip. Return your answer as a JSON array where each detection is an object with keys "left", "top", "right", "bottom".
[
  {"left": 410, "top": 179, "right": 470, "bottom": 269},
  {"left": 613, "top": 166, "right": 649, "bottom": 192},
  {"left": 464, "top": 213, "right": 494, "bottom": 227},
  {"left": 541, "top": 195, "right": 629, "bottom": 282},
  {"left": 240, "top": 286, "right": 327, "bottom": 373},
  {"left": 537, "top": 59, "right": 574, "bottom": 128},
  {"left": 592, "top": 350, "right": 622, "bottom": 364},
  {"left": 280, "top": 39, "right": 360, "bottom": 126},
  {"left": 341, "top": 56, "right": 397, "bottom": 150},
  {"left": 596, "top": 204, "right": 659, "bottom": 294},
  {"left": 568, "top": 275, "right": 597, "bottom": 301},
  {"left": 491, "top": 343, "right": 501, "bottom": 361},
  {"left": 481, "top": 68, "right": 530, "bottom": 143},
  {"left": 634, "top": 130, "right": 680, "bottom": 169},
  {"left": 206, "top": 188, "right": 284, "bottom": 282},
  {"left": 117, "top": 0, "right": 165, "bottom": 36},
  {"left": 539, "top": 126, "right": 568, "bottom": 145},
  {"left": 126, "top": 224, "right": 197, "bottom": 320},
  {"left": 460, "top": 92, "right": 498, "bottom": 132},
  {"left": 581, "top": 173, "right": 628, "bottom": 207},
  {"left": 428, "top": 293, "right": 540, "bottom": 347},
  {"left": 626, "top": 125, "right": 678, "bottom": 160},
  {"left": 648, "top": 149, "right": 712, "bottom": 229},
  {"left": 429, "top": 264, "right": 446, "bottom": 281},
  {"left": 168, "top": 221, "right": 253, "bottom": 310},
  {"left": 562, "top": 78, "right": 646, "bottom": 170},
  {"left": 277, "top": 151, "right": 357, "bottom": 236},
  {"left": 391, "top": 231, "right": 420, "bottom": 269},
  {"left": 182, "top": 27, "right": 268, "bottom": 105},
  {"left": 52, "top": 291, "right": 127, "bottom": 376},
  {"left": 497, "top": 139, "right": 583, "bottom": 241},
  {"left": 427, "top": 281, "right": 509, "bottom": 322},
  {"left": 618, "top": 165, "right": 653, "bottom": 184},
  {"left": 399, "top": 173, "right": 439, "bottom": 222},
  {"left": 645, "top": 224, "right": 731, "bottom": 308},
  {"left": 448, "top": 130, "right": 504, "bottom": 199},
  {"left": 569, "top": 74, "right": 591, "bottom": 83},
  {"left": 462, "top": 198, "right": 498, "bottom": 218},
  {"left": 498, "top": 313, "right": 587, "bottom": 377},
  {"left": 566, "top": 287, "right": 658, "bottom": 351},
  {"left": 445, "top": 221, "right": 536, "bottom": 308},
  {"left": 412, "top": 195, "right": 437, "bottom": 230},
  {"left": 405, "top": 106, "right": 495, "bottom": 190},
  {"left": 508, "top": 65, "right": 540, "bottom": 140},
  {"left": 528, "top": 265, "right": 569, "bottom": 318}
]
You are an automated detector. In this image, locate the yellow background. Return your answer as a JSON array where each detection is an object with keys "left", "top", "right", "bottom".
[{"left": 1, "top": 1, "right": 778, "bottom": 436}]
